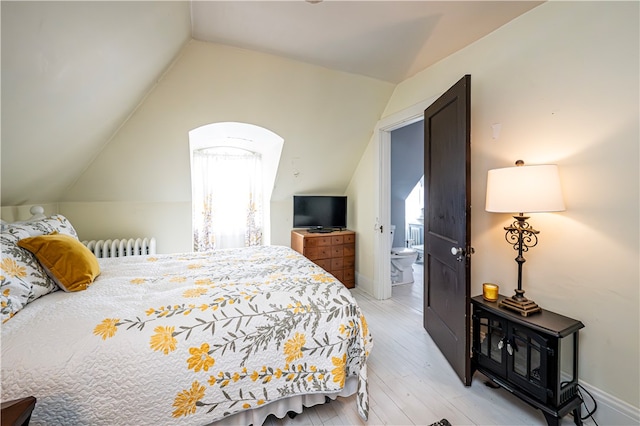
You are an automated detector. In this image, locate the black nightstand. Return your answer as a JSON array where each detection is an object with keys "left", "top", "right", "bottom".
[
  {"left": 471, "top": 295, "right": 584, "bottom": 426},
  {"left": 1, "top": 396, "right": 36, "bottom": 426}
]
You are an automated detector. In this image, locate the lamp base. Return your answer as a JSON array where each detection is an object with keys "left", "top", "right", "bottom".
[{"left": 499, "top": 290, "right": 542, "bottom": 317}]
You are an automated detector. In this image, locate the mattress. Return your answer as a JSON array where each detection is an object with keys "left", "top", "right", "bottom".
[{"left": 1, "top": 245, "right": 372, "bottom": 425}]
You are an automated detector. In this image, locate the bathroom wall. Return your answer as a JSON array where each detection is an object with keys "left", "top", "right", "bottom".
[{"left": 390, "top": 120, "right": 424, "bottom": 247}]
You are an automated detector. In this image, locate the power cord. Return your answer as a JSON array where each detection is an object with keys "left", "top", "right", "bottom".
[{"left": 566, "top": 382, "right": 599, "bottom": 425}]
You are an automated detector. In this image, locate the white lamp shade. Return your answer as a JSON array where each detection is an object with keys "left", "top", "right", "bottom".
[{"left": 486, "top": 164, "right": 565, "bottom": 213}]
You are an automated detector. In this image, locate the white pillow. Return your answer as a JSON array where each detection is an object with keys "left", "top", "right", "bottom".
[{"left": 0, "top": 215, "right": 79, "bottom": 322}]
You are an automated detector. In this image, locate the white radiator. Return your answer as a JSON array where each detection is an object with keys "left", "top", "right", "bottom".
[
  {"left": 408, "top": 223, "right": 424, "bottom": 246},
  {"left": 82, "top": 238, "right": 157, "bottom": 258}
]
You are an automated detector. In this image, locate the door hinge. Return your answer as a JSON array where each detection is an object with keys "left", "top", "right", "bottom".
[{"left": 466, "top": 246, "right": 475, "bottom": 259}]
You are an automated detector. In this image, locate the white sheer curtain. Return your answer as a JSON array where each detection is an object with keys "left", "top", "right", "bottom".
[{"left": 192, "top": 147, "right": 263, "bottom": 251}]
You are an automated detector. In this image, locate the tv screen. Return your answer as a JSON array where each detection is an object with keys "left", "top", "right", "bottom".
[{"left": 293, "top": 195, "right": 347, "bottom": 231}]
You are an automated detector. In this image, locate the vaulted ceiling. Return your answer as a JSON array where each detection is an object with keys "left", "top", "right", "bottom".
[
  {"left": 1, "top": 1, "right": 542, "bottom": 206},
  {"left": 191, "top": 1, "right": 542, "bottom": 84}
]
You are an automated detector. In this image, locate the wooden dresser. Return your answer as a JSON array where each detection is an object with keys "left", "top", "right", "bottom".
[{"left": 291, "top": 229, "right": 355, "bottom": 289}]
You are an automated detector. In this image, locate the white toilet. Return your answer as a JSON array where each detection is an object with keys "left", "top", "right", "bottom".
[{"left": 390, "top": 225, "right": 419, "bottom": 285}]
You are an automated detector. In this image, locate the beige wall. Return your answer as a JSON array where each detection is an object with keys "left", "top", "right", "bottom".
[
  {"left": 58, "top": 41, "right": 394, "bottom": 251},
  {"left": 348, "top": 0, "right": 639, "bottom": 414},
  {"left": 345, "top": 137, "right": 377, "bottom": 291},
  {"left": 2, "top": 0, "right": 637, "bottom": 417}
]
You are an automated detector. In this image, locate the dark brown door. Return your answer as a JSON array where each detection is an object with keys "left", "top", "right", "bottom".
[{"left": 423, "top": 75, "right": 472, "bottom": 385}]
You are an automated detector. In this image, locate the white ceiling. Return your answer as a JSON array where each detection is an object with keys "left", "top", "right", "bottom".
[
  {"left": 191, "top": 1, "right": 543, "bottom": 83},
  {"left": 1, "top": 1, "right": 192, "bottom": 206},
  {"left": 1, "top": 1, "right": 543, "bottom": 206}
]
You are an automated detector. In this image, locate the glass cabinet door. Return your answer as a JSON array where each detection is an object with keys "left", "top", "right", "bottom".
[
  {"left": 475, "top": 312, "right": 507, "bottom": 376},
  {"left": 508, "top": 325, "right": 550, "bottom": 403}
]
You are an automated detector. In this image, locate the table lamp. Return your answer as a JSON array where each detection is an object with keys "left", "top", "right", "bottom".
[{"left": 485, "top": 160, "right": 565, "bottom": 316}]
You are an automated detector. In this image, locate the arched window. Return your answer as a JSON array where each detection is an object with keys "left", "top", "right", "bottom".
[{"left": 189, "top": 123, "right": 283, "bottom": 250}]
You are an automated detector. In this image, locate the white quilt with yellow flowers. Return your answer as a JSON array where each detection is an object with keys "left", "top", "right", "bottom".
[{"left": 1, "top": 246, "right": 372, "bottom": 425}]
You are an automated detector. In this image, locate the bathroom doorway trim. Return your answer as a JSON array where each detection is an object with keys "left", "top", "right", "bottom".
[{"left": 373, "top": 95, "right": 437, "bottom": 300}]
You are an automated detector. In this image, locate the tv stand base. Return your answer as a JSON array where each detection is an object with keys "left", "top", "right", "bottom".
[{"left": 307, "top": 228, "right": 334, "bottom": 233}]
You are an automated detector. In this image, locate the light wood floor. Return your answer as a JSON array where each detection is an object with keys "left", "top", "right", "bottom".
[{"left": 267, "top": 264, "right": 592, "bottom": 425}]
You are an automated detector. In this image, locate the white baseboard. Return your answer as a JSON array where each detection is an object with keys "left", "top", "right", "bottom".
[
  {"left": 354, "top": 271, "right": 374, "bottom": 296},
  {"left": 579, "top": 379, "right": 640, "bottom": 425},
  {"left": 353, "top": 275, "right": 639, "bottom": 425}
]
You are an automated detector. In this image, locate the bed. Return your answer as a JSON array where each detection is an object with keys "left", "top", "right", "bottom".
[{"left": 1, "top": 213, "right": 372, "bottom": 425}]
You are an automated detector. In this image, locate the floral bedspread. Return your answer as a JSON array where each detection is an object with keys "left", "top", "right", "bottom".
[{"left": 1, "top": 246, "right": 372, "bottom": 425}]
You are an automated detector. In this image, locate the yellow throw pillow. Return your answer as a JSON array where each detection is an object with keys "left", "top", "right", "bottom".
[{"left": 18, "top": 232, "right": 100, "bottom": 292}]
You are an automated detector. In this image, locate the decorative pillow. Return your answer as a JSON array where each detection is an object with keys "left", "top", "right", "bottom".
[
  {"left": 0, "top": 214, "right": 80, "bottom": 322},
  {"left": 1, "top": 228, "right": 36, "bottom": 322},
  {"left": 46, "top": 214, "right": 79, "bottom": 239},
  {"left": 4, "top": 214, "right": 78, "bottom": 240},
  {"left": 18, "top": 233, "right": 100, "bottom": 292}
]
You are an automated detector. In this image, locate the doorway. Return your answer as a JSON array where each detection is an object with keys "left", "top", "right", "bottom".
[
  {"left": 372, "top": 96, "right": 436, "bottom": 301},
  {"left": 390, "top": 121, "right": 424, "bottom": 312},
  {"left": 373, "top": 75, "right": 472, "bottom": 386}
]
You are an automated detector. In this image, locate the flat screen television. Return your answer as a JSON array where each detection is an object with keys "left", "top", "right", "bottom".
[{"left": 293, "top": 195, "right": 347, "bottom": 232}]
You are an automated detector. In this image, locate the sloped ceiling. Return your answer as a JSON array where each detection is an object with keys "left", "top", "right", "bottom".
[
  {"left": 1, "top": 0, "right": 542, "bottom": 207},
  {"left": 1, "top": 1, "right": 191, "bottom": 206},
  {"left": 191, "top": 1, "right": 543, "bottom": 84}
]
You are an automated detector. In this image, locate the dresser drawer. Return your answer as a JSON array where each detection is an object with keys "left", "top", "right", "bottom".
[
  {"left": 305, "top": 247, "right": 331, "bottom": 260},
  {"left": 344, "top": 256, "right": 355, "bottom": 269},
  {"left": 331, "top": 245, "right": 344, "bottom": 258},
  {"left": 331, "top": 270, "right": 344, "bottom": 281},
  {"left": 314, "top": 259, "right": 331, "bottom": 270},
  {"left": 331, "top": 257, "right": 344, "bottom": 270},
  {"left": 343, "top": 244, "right": 355, "bottom": 257},
  {"left": 305, "top": 236, "right": 332, "bottom": 247},
  {"left": 343, "top": 269, "right": 355, "bottom": 281}
]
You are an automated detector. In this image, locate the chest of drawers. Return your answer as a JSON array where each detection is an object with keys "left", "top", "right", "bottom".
[{"left": 290, "top": 230, "right": 355, "bottom": 288}]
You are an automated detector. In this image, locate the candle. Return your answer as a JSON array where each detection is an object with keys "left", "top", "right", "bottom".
[{"left": 483, "top": 283, "right": 499, "bottom": 302}]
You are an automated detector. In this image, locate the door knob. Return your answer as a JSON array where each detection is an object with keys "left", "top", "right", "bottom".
[{"left": 451, "top": 247, "right": 464, "bottom": 262}]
